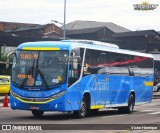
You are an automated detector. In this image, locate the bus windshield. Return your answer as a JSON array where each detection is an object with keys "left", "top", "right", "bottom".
[{"left": 12, "top": 50, "right": 69, "bottom": 88}]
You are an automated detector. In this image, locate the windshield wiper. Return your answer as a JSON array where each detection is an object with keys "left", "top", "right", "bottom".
[
  {"left": 38, "top": 69, "right": 50, "bottom": 90},
  {"left": 34, "top": 51, "right": 49, "bottom": 90}
]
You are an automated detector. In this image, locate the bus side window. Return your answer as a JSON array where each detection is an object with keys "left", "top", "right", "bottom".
[
  {"left": 83, "top": 49, "right": 111, "bottom": 75},
  {"left": 83, "top": 49, "right": 97, "bottom": 75},
  {"left": 68, "top": 48, "right": 84, "bottom": 86}
]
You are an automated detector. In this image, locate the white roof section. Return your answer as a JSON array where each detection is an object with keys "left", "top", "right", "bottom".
[
  {"left": 63, "top": 40, "right": 153, "bottom": 58},
  {"left": 152, "top": 54, "right": 160, "bottom": 61},
  {"left": 64, "top": 40, "right": 119, "bottom": 48}
]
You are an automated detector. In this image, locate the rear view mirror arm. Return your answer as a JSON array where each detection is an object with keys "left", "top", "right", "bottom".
[{"left": 6, "top": 51, "right": 15, "bottom": 69}]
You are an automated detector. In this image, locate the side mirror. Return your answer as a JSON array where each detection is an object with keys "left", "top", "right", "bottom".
[
  {"left": 73, "top": 58, "right": 78, "bottom": 70},
  {"left": 6, "top": 51, "right": 15, "bottom": 69},
  {"left": 72, "top": 52, "right": 75, "bottom": 58},
  {"left": 6, "top": 58, "right": 10, "bottom": 69}
]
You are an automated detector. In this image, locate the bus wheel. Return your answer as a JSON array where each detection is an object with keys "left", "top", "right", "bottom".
[
  {"left": 128, "top": 94, "right": 135, "bottom": 113},
  {"left": 31, "top": 110, "right": 44, "bottom": 117},
  {"left": 118, "top": 94, "right": 135, "bottom": 114},
  {"left": 73, "top": 98, "right": 87, "bottom": 118}
]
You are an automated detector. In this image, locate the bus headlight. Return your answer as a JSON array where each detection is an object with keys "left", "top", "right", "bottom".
[
  {"left": 49, "top": 91, "right": 66, "bottom": 99},
  {"left": 10, "top": 90, "right": 19, "bottom": 97}
]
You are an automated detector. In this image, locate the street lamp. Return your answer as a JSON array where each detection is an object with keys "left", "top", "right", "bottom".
[
  {"left": 51, "top": 0, "right": 66, "bottom": 40},
  {"left": 63, "top": 0, "right": 66, "bottom": 40}
]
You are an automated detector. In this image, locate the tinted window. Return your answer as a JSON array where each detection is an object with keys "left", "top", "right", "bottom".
[
  {"left": 83, "top": 48, "right": 153, "bottom": 77},
  {"left": 69, "top": 48, "right": 84, "bottom": 86},
  {"left": 0, "top": 78, "right": 9, "bottom": 83},
  {"left": 84, "top": 49, "right": 110, "bottom": 75}
]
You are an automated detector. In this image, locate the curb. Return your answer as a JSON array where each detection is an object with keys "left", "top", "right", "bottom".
[
  {"left": 153, "top": 96, "right": 160, "bottom": 99},
  {"left": 0, "top": 103, "right": 10, "bottom": 109},
  {"left": 0, "top": 106, "right": 10, "bottom": 110},
  {"left": 152, "top": 94, "right": 160, "bottom": 99}
]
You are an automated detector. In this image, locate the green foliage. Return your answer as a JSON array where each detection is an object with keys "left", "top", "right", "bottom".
[
  {"left": 0, "top": 44, "right": 12, "bottom": 75},
  {"left": 1, "top": 45, "right": 7, "bottom": 62},
  {"left": 0, "top": 44, "right": 13, "bottom": 62}
]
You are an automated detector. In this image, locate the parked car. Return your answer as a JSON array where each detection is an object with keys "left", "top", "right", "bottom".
[
  {"left": 0, "top": 75, "right": 11, "bottom": 94},
  {"left": 153, "top": 79, "right": 160, "bottom": 92},
  {"left": 156, "top": 82, "right": 160, "bottom": 92}
]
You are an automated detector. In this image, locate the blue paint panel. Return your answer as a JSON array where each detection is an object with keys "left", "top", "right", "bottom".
[
  {"left": 10, "top": 94, "right": 66, "bottom": 111},
  {"left": 10, "top": 73, "right": 153, "bottom": 112}
]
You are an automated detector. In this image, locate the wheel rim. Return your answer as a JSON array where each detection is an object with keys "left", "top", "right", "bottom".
[
  {"left": 80, "top": 102, "right": 86, "bottom": 116},
  {"left": 129, "top": 97, "right": 134, "bottom": 112}
]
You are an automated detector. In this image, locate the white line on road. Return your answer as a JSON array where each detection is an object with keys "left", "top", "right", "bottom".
[
  {"left": 102, "top": 114, "right": 129, "bottom": 118},
  {"left": 148, "top": 112, "right": 160, "bottom": 115},
  {"left": 138, "top": 110, "right": 154, "bottom": 113}
]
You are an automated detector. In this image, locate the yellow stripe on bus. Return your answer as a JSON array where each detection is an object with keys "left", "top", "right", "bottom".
[
  {"left": 14, "top": 96, "right": 55, "bottom": 104},
  {"left": 91, "top": 105, "right": 104, "bottom": 109},
  {"left": 22, "top": 47, "right": 60, "bottom": 50},
  {"left": 145, "top": 82, "right": 153, "bottom": 86},
  {"left": 11, "top": 93, "right": 55, "bottom": 104}
]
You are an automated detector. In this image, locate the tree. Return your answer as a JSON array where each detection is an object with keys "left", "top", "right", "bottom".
[
  {"left": 0, "top": 44, "right": 13, "bottom": 75},
  {"left": 0, "top": 44, "right": 13, "bottom": 62},
  {"left": 0, "top": 44, "right": 7, "bottom": 62}
]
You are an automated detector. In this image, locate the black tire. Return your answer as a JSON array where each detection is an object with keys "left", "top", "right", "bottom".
[
  {"left": 118, "top": 107, "right": 125, "bottom": 113},
  {"left": 31, "top": 110, "right": 44, "bottom": 117},
  {"left": 118, "top": 94, "right": 135, "bottom": 114},
  {"left": 73, "top": 97, "right": 87, "bottom": 118},
  {"left": 89, "top": 109, "right": 99, "bottom": 114}
]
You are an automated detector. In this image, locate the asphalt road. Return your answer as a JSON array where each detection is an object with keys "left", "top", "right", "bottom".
[{"left": 1, "top": 99, "right": 160, "bottom": 133}]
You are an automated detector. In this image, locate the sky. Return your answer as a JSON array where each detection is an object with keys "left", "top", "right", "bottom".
[{"left": 0, "top": 0, "right": 160, "bottom": 31}]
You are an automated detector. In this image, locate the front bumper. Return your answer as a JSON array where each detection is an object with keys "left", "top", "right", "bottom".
[{"left": 10, "top": 94, "right": 66, "bottom": 112}]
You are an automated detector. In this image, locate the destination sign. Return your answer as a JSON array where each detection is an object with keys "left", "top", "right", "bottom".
[
  {"left": 17, "top": 74, "right": 32, "bottom": 79},
  {"left": 20, "top": 53, "right": 38, "bottom": 60}
]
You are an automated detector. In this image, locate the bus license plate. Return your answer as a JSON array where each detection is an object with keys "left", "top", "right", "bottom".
[{"left": 30, "top": 106, "right": 39, "bottom": 110}]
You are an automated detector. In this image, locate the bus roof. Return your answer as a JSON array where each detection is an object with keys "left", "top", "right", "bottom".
[
  {"left": 62, "top": 40, "right": 119, "bottom": 48},
  {"left": 17, "top": 40, "right": 153, "bottom": 58},
  {"left": 17, "top": 40, "right": 118, "bottom": 50}
]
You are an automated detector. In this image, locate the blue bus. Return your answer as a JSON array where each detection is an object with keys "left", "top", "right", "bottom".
[{"left": 9, "top": 40, "right": 154, "bottom": 118}]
